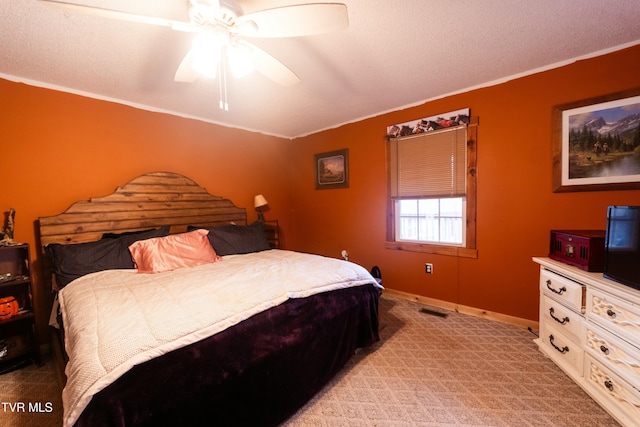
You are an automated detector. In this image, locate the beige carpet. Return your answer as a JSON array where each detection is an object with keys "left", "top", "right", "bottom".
[
  {"left": 0, "top": 294, "right": 619, "bottom": 426},
  {"left": 0, "top": 352, "right": 62, "bottom": 427},
  {"left": 283, "top": 295, "right": 619, "bottom": 427}
]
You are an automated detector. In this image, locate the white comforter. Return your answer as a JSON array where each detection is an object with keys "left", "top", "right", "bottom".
[{"left": 58, "top": 249, "right": 379, "bottom": 427}]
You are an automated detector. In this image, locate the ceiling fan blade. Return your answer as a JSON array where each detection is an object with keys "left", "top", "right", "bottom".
[
  {"left": 38, "top": 0, "right": 192, "bottom": 31},
  {"left": 235, "top": 3, "right": 348, "bottom": 38},
  {"left": 240, "top": 40, "right": 300, "bottom": 86},
  {"left": 174, "top": 48, "right": 200, "bottom": 83}
]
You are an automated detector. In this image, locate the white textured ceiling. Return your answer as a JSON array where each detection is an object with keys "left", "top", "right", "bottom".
[{"left": 2, "top": 0, "right": 640, "bottom": 138}]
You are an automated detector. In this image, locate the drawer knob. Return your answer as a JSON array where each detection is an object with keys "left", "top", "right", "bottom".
[
  {"left": 549, "top": 307, "right": 569, "bottom": 325},
  {"left": 546, "top": 280, "right": 566, "bottom": 295},
  {"left": 549, "top": 334, "right": 569, "bottom": 354},
  {"left": 606, "top": 309, "right": 617, "bottom": 319},
  {"left": 604, "top": 380, "right": 614, "bottom": 392},
  {"left": 600, "top": 345, "right": 610, "bottom": 355}
]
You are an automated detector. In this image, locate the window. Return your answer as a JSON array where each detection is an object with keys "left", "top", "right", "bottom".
[
  {"left": 386, "top": 119, "right": 477, "bottom": 258},
  {"left": 397, "top": 198, "right": 465, "bottom": 245}
]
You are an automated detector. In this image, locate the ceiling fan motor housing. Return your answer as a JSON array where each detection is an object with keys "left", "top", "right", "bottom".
[
  {"left": 218, "top": 0, "right": 243, "bottom": 24},
  {"left": 191, "top": 0, "right": 243, "bottom": 26}
]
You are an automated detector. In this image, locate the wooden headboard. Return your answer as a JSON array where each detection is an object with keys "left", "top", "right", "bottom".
[
  {"left": 39, "top": 171, "right": 247, "bottom": 248},
  {"left": 38, "top": 170, "right": 247, "bottom": 296},
  {"left": 38, "top": 171, "right": 247, "bottom": 381}
]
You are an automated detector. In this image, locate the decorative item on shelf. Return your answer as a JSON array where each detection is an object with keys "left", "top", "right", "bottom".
[
  {"left": 0, "top": 341, "right": 9, "bottom": 360},
  {"left": 0, "top": 208, "right": 16, "bottom": 246},
  {"left": 254, "top": 194, "right": 268, "bottom": 222},
  {"left": 0, "top": 296, "right": 19, "bottom": 321}
]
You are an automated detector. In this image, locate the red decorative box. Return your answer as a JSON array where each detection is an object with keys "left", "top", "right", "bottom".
[{"left": 549, "top": 230, "right": 606, "bottom": 272}]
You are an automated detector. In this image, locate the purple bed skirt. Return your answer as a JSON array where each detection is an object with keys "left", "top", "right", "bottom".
[{"left": 73, "top": 283, "right": 380, "bottom": 426}]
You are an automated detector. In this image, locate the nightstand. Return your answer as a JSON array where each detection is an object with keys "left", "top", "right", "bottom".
[
  {"left": 0, "top": 243, "right": 40, "bottom": 374},
  {"left": 262, "top": 220, "right": 280, "bottom": 249}
]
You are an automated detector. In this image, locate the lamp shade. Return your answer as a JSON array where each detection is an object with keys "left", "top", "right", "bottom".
[{"left": 254, "top": 194, "right": 268, "bottom": 208}]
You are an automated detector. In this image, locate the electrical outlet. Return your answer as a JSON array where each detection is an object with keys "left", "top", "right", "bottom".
[{"left": 425, "top": 263, "right": 433, "bottom": 274}]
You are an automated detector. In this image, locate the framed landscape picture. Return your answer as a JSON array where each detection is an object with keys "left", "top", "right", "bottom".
[
  {"left": 552, "top": 88, "right": 640, "bottom": 192},
  {"left": 315, "top": 149, "right": 348, "bottom": 189}
]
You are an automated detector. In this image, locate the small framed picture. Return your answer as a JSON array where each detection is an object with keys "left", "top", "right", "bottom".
[{"left": 315, "top": 149, "right": 349, "bottom": 189}]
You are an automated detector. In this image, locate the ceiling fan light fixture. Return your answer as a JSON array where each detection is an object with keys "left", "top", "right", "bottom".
[
  {"left": 191, "top": 32, "right": 222, "bottom": 78},
  {"left": 227, "top": 43, "right": 254, "bottom": 78},
  {"left": 39, "top": 0, "right": 348, "bottom": 89}
]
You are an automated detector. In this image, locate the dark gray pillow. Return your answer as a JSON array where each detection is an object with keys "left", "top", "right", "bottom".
[
  {"left": 188, "top": 223, "right": 270, "bottom": 256},
  {"left": 47, "top": 226, "right": 170, "bottom": 288},
  {"left": 101, "top": 228, "right": 159, "bottom": 239}
]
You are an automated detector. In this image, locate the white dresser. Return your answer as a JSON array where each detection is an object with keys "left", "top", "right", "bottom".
[{"left": 534, "top": 257, "right": 640, "bottom": 427}]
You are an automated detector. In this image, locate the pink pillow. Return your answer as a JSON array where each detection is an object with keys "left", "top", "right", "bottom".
[{"left": 129, "top": 229, "right": 221, "bottom": 273}]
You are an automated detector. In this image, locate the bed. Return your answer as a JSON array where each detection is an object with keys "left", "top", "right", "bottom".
[{"left": 38, "top": 172, "right": 381, "bottom": 427}]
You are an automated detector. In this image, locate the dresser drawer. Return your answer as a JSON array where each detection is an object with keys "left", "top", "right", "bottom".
[
  {"left": 540, "top": 268, "right": 585, "bottom": 313},
  {"left": 585, "top": 321, "right": 640, "bottom": 392},
  {"left": 584, "top": 354, "right": 640, "bottom": 426},
  {"left": 540, "top": 322, "right": 583, "bottom": 376},
  {"left": 587, "top": 287, "right": 640, "bottom": 341},
  {"left": 541, "top": 294, "right": 583, "bottom": 341}
]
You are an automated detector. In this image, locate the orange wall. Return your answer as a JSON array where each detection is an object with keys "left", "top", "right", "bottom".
[
  {"left": 2, "top": 45, "right": 639, "bottom": 342},
  {"left": 1, "top": 81, "right": 293, "bottom": 340},
  {"left": 288, "top": 45, "right": 640, "bottom": 324}
]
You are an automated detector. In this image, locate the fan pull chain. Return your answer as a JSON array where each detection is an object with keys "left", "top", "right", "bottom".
[
  {"left": 218, "top": 50, "right": 229, "bottom": 111},
  {"left": 222, "top": 65, "right": 229, "bottom": 111}
]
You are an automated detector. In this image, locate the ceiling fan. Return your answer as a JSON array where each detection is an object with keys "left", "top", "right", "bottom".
[{"left": 39, "top": 0, "right": 349, "bottom": 102}]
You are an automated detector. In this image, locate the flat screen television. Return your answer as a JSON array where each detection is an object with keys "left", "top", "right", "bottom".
[{"left": 604, "top": 205, "right": 640, "bottom": 290}]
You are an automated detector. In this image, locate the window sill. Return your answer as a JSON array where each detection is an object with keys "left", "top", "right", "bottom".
[{"left": 385, "top": 241, "right": 478, "bottom": 259}]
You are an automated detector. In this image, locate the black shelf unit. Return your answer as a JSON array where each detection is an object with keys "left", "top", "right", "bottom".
[{"left": 0, "top": 244, "right": 40, "bottom": 374}]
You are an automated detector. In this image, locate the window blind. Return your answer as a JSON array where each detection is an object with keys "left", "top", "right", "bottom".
[{"left": 389, "top": 125, "right": 467, "bottom": 199}]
